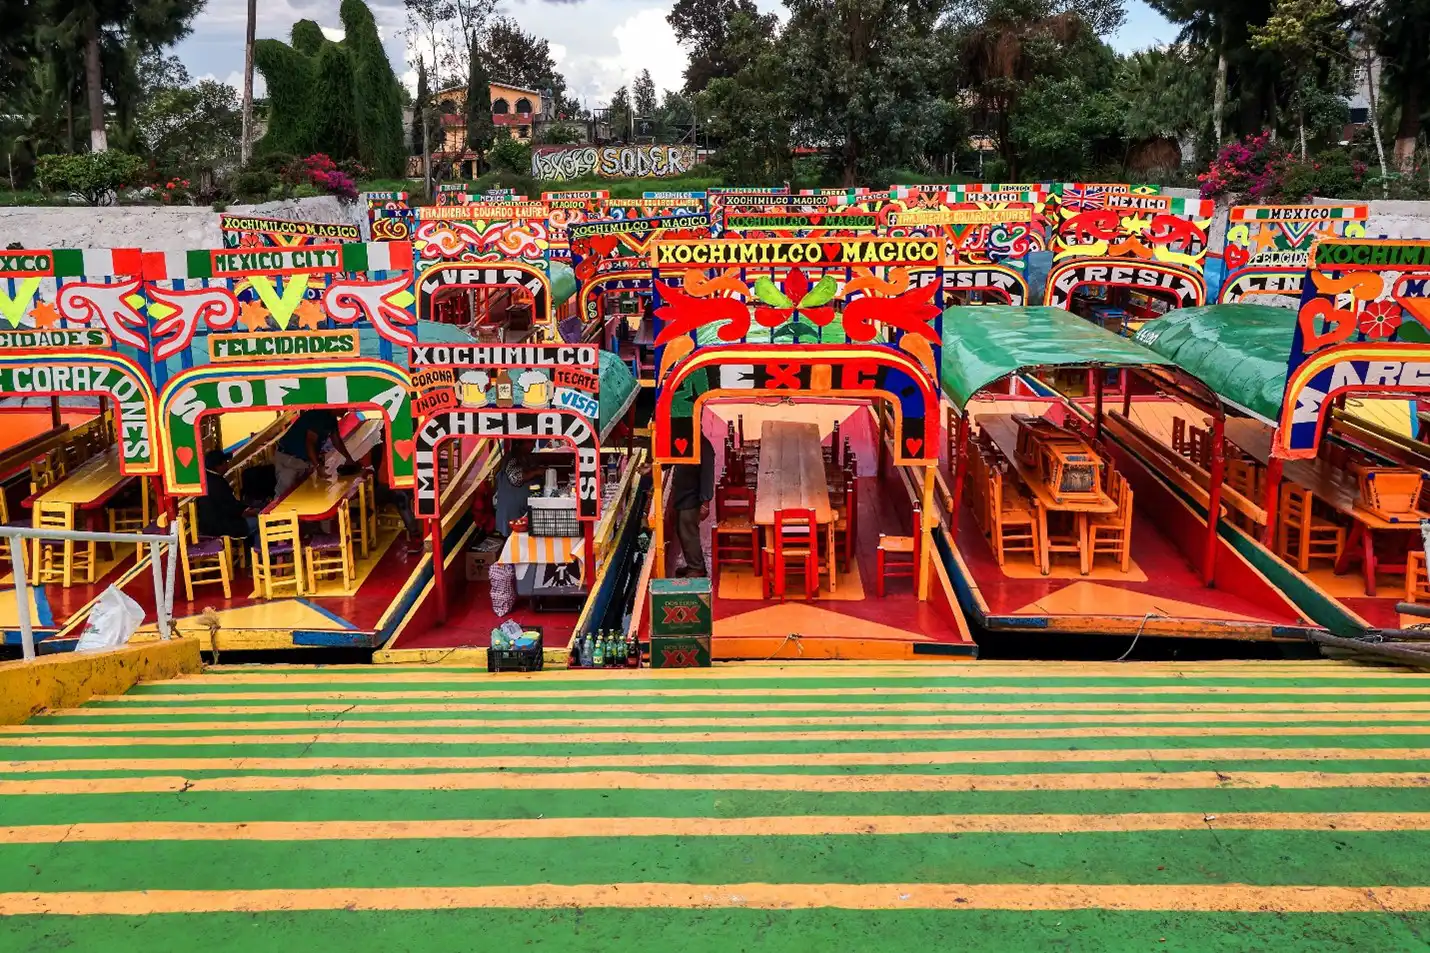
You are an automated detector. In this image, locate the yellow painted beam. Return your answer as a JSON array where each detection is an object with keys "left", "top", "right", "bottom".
[{"left": 0, "top": 638, "right": 202, "bottom": 725}]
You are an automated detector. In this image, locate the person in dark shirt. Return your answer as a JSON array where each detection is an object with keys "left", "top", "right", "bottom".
[
  {"left": 273, "top": 409, "right": 357, "bottom": 495},
  {"left": 196, "top": 449, "right": 257, "bottom": 547},
  {"left": 669, "top": 433, "right": 715, "bottom": 577},
  {"left": 369, "top": 440, "right": 424, "bottom": 554}
]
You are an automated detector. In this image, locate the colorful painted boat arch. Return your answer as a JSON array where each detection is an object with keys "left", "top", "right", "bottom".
[
  {"left": 1277, "top": 238, "right": 1430, "bottom": 458},
  {"left": 157, "top": 359, "right": 415, "bottom": 495},
  {"left": 913, "top": 264, "right": 1030, "bottom": 306},
  {"left": 1045, "top": 259, "right": 1207, "bottom": 310},
  {"left": 0, "top": 349, "right": 159, "bottom": 473},
  {"left": 1219, "top": 203, "right": 1368, "bottom": 304},
  {"left": 414, "top": 260, "right": 554, "bottom": 336}
]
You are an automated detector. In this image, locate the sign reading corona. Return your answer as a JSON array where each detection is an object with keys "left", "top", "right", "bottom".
[{"left": 652, "top": 238, "right": 944, "bottom": 267}]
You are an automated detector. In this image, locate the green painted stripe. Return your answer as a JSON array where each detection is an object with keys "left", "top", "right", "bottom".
[
  {"left": 3, "top": 786, "right": 1427, "bottom": 826},
  {"left": 3, "top": 830, "right": 1429, "bottom": 892},
  {"left": 5, "top": 908, "right": 1427, "bottom": 953}
]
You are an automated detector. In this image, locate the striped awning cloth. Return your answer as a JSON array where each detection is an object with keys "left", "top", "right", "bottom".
[{"left": 498, "top": 533, "right": 585, "bottom": 565}]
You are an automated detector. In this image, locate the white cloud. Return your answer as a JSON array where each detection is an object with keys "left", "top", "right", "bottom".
[
  {"left": 554, "top": 7, "right": 686, "bottom": 107},
  {"left": 320, "top": 26, "right": 346, "bottom": 42}
]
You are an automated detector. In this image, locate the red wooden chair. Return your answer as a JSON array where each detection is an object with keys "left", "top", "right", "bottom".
[
  {"left": 712, "top": 485, "right": 760, "bottom": 578},
  {"left": 876, "top": 506, "right": 921, "bottom": 597},
  {"left": 831, "top": 474, "right": 857, "bottom": 574},
  {"left": 762, "top": 507, "right": 818, "bottom": 600}
]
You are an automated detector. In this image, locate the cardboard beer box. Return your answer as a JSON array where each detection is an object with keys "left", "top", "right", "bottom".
[
  {"left": 649, "top": 634, "right": 712, "bottom": 669},
  {"left": 649, "top": 577, "right": 712, "bottom": 636},
  {"left": 465, "top": 536, "right": 504, "bottom": 582}
]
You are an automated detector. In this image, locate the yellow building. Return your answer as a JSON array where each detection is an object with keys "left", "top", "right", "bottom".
[{"left": 431, "top": 81, "right": 551, "bottom": 152}]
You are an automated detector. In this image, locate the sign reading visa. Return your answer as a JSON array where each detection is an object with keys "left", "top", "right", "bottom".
[
  {"left": 652, "top": 238, "right": 944, "bottom": 267},
  {"left": 209, "top": 330, "right": 360, "bottom": 362}
]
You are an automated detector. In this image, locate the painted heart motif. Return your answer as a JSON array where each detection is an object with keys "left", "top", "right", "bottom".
[
  {"left": 1225, "top": 245, "right": 1249, "bottom": 272},
  {"left": 905, "top": 438, "right": 923, "bottom": 457},
  {"left": 392, "top": 438, "right": 414, "bottom": 461},
  {"left": 674, "top": 437, "right": 689, "bottom": 455},
  {"left": 820, "top": 242, "right": 844, "bottom": 263},
  {"left": 175, "top": 446, "right": 195, "bottom": 468}
]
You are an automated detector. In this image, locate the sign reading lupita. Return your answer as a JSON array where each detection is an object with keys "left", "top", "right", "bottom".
[{"left": 652, "top": 238, "right": 944, "bottom": 267}]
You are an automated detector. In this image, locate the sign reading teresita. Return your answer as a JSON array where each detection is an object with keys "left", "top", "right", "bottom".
[{"left": 651, "top": 238, "right": 944, "bottom": 267}]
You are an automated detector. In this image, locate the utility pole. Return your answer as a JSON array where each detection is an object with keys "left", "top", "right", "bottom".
[
  {"left": 240, "top": 0, "right": 257, "bottom": 166},
  {"left": 422, "top": 55, "right": 432, "bottom": 198}
]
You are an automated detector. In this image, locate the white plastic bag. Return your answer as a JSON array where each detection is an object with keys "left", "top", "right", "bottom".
[{"left": 75, "top": 585, "right": 145, "bottom": 652}]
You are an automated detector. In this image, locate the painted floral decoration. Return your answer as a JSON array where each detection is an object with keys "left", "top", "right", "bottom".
[{"left": 1357, "top": 299, "right": 1403, "bottom": 340}]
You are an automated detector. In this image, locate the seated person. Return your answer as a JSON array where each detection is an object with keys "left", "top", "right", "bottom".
[
  {"left": 273, "top": 409, "right": 358, "bottom": 495},
  {"left": 369, "top": 440, "right": 424, "bottom": 554},
  {"left": 196, "top": 449, "right": 257, "bottom": 548}
]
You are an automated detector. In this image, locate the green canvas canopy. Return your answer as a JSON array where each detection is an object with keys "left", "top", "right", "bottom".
[
  {"left": 1130, "top": 304, "right": 1295, "bottom": 422},
  {"left": 940, "top": 305, "right": 1176, "bottom": 408},
  {"left": 549, "top": 261, "right": 578, "bottom": 307},
  {"left": 597, "top": 349, "right": 638, "bottom": 442}
]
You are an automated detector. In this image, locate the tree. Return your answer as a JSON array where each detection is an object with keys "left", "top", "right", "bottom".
[
  {"left": 37, "top": 0, "right": 204, "bottom": 153},
  {"left": 404, "top": 0, "right": 495, "bottom": 82},
  {"left": 342, "top": 0, "right": 407, "bottom": 176},
  {"left": 412, "top": 55, "right": 430, "bottom": 155},
  {"left": 313, "top": 41, "right": 360, "bottom": 162},
  {"left": 1252, "top": 0, "right": 1346, "bottom": 158},
  {"left": 483, "top": 16, "right": 574, "bottom": 113},
  {"left": 137, "top": 79, "right": 241, "bottom": 191},
  {"left": 1374, "top": 0, "right": 1430, "bottom": 173},
  {"left": 466, "top": 32, "right": 497, "bottom": 161},
  {"left": 667, "top": 0, "right": 777, "bottom": 93},
  {"left": 783, "top": 0, "right": 947, "bottom": 184},
  {"left": 695, "top": 10, "right": 791, "bottom": 180},
  {"left": 608, "top": 85, "right": 632, "bottom": 142},
  {"left": 633, "top": 69, "right": 658, "bottom": 124},
  {"left": 1120, "top": 44, "right": 1214, "bottom": 159}
]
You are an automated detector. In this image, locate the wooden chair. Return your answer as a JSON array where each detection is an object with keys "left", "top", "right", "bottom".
[
  {"left": 712, "top": 484, "right": 760, "bottom": 578},
  {"left": 347, "top": 475, "right": 376, "bottom": 559},
  {"left": 107, "top": 479, "right": 150, "bottom": 558},
  {"left": 988, "top": 467, "right": 1039, "bottom": 568},
  {"left": 762, "top": 507, "right": 818, "bottom": 600},
  {"left": 1089, "top": 471, "right": 1134, "bottom": 572},
  {"left": 1171, "top": 417, "right": 1187, "bottom": 456},
  {"left": 177, "top": 501, "right": 234, "bottom": 601},
  {"left": 1224, "top": 458, "right": 1259, "bottom": 531},
  {"left": 831, "top": 473, "right": 857, "bottom": 574},
  {"left": 876, "top": 507, "right": 920, "bottom": 597},
  {"left": 306, "top": 506, "right": 355, "bottom": 593},
  {"left": 0, "top": 491, "right": 29, "bottom": 570},
  {"left": 32, "top": 501, "right": 93, "bottom": 587},
  {"left": 1358, "top": 468, "right": 1430, "bottom": 522},
  {"left": 1187, "top": 426, "right": 1210, "bottom": 469},
  {"left": 1406, "top": 550, "right": 1430, "bottom": 604},
  {"left": 1277, "top": 484, "right": 1346, "bottom": 572},
  {"left": 253, "top": 512, "right": 304, "bottom": 599},
  {"left": 28, "top": 456, "right": 57, "bottom": 496}
]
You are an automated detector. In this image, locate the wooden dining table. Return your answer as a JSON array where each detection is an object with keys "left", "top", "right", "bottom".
[
  {"left": 25, "top": 447, "right": 132, "bottom": 512},
  {"left": 978, "top": 413, "right": 1116, "bottom": 575},
  {"left": 754, "top": 420, "right": 837, "bottom": 592},
  {"left": 1225, "top": 417, "right": 1420, "bottom": 596}
]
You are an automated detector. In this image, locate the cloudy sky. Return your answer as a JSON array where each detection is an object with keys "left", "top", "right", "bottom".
[{"left": 177, "top": 0, "right": 1176, "bottom": 109}]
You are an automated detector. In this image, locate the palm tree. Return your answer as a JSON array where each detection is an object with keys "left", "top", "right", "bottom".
[{"left": 241, "top": 0, "right": 256, "bottom": 165}]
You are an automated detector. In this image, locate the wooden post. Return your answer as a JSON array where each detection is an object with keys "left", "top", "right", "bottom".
[
  {"left": 49, "top": 396, "right": 60, "bottom": 429},
  {"left": 1261, "top": 453, "right": 1284, "bottom": 549},
  {"left": 948, "top": 409, "right": 969, "bottom": 543},
  {"left": 651, "top": 461, "right": 665, "bottom": 580},
  {"left": 945, "top": 402, "right": 955, "bottom": 479},
  {"left": 1121, "top": 370, "right": 1134, "bottom": 418},
  {"left": 582, "top": 519, "right": 595, "bottom": 588},
  {"left": 1203, "top": 413, "right": 1226, "bottom": 586},
  {"left": 1093, "top": 369, "right": 1104, "bottom": 440},
  {"left": 918, "top": 461, "right": 936, "bottom": 600}
]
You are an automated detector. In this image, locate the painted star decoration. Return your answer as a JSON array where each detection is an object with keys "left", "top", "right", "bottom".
[{"left": 238, "top": 300, "right": 271, "bottom": 332}]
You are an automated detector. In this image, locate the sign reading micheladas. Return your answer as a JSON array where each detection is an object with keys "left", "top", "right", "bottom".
[
  {"left": 209, "top": 330, "right": 360, "bottom": 362},
  {"left": 0, "top": 328, "right": 110, "bottom": 349},
  {"left": 568, "top": 214, "right": 710, "bottom": 240},
  {"left": 652, "top": 237, "right": 944, "bottom": 267}
]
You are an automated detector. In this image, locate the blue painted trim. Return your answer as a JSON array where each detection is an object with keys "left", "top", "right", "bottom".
[
  {"left": 292, "top": 629, "right": 379, "bottom": 647},
  {"left": 3, "top": 627, "right": 56, "bottom": 645},
  {"left": 577, "top": 475, "right": 648, "bottom": 640},
  {"left": 33, "top": 585, "right": 53, "bottom": 628},
  {"left": 295, "top": 598, "right": 357, "bottom": 630}
]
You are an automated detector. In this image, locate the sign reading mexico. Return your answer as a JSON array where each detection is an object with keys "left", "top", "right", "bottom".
[
  {"left": 408, "top": 344, "right": 602, "bottom": 519},
  {"left": 652, "top": 238, "right": 944, "bottom": 267},
  {"left": 1279, "top": 238, "right": 1430, "bottom": 457}
]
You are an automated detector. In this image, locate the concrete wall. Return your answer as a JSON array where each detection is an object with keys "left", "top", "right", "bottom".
[
  {"left": 0, "top": 196, "right": 367, "bottom": 250},
  {"left": 0, "top": 639, "right": 202, "bottom": 724}
]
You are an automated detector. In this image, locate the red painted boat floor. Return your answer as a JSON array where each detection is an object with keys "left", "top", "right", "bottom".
[
  {"left": 0, "top": 546, "right": 139, "bottom": 636},
  {"left": 394, "top": 578, "right": 580, "bottom": 649},
  {"left": 711, "top": 476, "right": 969, "bottom": 645},
  {"left": 124, "top": 534, "right": 424, "bottom": 635}
]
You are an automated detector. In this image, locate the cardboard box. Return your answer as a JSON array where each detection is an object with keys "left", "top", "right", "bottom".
[
  {"left": 649, "top": 634, "right": 711, "bottom": 669},
  {"left": 649, "top": 577, "right": 712, "bottom": 637},
  {"left": 465, "top": 536, "right": 504, "bottom": 582}
]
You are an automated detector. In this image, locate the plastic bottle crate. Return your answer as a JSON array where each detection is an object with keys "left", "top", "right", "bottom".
[
  {"left": 527, "top": 497, "right": 580, "bottom": 537},
  {"left": 488, "top": 627, "right": 544, "bottom": 673}
]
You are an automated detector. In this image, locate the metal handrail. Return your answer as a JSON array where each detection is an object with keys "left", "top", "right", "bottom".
[{"left": 1, "top": 520, "right": 183, "bottom": 661}]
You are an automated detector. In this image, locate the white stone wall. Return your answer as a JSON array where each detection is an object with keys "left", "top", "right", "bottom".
[{"left": 0, "top": 196, "right": 367, "bottom": 250}]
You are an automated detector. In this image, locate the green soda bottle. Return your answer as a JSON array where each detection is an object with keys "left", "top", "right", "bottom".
[{"left": 593, "top": 630, "right": 605, "bottom": 667}]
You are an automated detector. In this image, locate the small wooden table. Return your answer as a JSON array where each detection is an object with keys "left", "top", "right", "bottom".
[
  {"left": 1226, "top": 418, "right": 1420, "bottom": 595},
  {"left": 754, "top": 420, "right": 836, "bottom": 592},
  {"left": 26, "top": 447, "right": 131, "bottom": 511},
  {"left": 979, "top": 414, "right": 1116, "bottom": 575}
]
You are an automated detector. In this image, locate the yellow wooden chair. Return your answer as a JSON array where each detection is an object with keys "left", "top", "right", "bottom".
[
  {"left": 107, "top": 479, "right": 151, "bottom": 558},
  {"left": 175, "top": 501, "right": 234, "bottom": 601},
  {"left": 0, "top": 492, "right": 30, "bottom": 571},
  {"left": 32, "top": 501, "right": 94, "bottom": 587},
  {"left": 1277, "top": 484, "right": 1346, "bottom": 572},
  {"left": 306, "top": 505, "right": 355, "bottom": 593},
  {"left": 253, "top": 512, "right": 304, "bottom": 599},
  {"left": 988, "top": 466, "right": 1040, "bottom": 569},
  {"left": 28, "top": 455, "right": 58, "bottom": 496},
  {"left": 348, "top": 474, "right": 377, "bottom": 558},
  {"left": 1089, "top": 471, "right": 1135, "bottom": 572}
]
